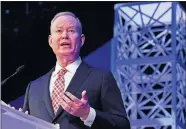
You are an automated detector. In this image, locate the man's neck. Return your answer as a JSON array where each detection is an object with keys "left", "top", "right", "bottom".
[{"left": 56, "top": 55, "right": 79, "bottom": 67}]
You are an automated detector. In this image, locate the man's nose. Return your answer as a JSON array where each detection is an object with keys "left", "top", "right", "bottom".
[{"left": 61, "top": 31, "right": 68, "bottom": 39}]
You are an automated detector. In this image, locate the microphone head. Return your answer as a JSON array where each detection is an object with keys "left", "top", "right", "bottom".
[{"left": 16, "top": 65, "right": 25, "bottom": 72}]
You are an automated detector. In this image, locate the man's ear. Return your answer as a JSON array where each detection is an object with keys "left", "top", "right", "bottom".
[
  {"left": 48, "top": 35, "right": 52, "bottom": 47},
  {"left": 80, "top": 34, "right": 85, "bottom": 47}
]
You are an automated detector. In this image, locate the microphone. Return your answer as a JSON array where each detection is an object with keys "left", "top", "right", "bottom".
[{"left": 1, "top": 65, "right": 25, "bottom": 86}]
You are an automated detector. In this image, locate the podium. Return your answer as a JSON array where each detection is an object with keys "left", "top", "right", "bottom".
[{"left": 1, "top": 102, "right": 59, "bottom": 129}]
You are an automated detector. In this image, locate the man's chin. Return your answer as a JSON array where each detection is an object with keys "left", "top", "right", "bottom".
[{"left": 57, "top": 52, "right": 74, "bottom": 56}]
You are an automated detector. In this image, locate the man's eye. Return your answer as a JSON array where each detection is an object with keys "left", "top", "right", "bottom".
[
  {"left": 56, "top": 30, "right": 62, "bottom": 33},
  {"left": 68, "top": 29, "right": 75, "bottom": 33}
]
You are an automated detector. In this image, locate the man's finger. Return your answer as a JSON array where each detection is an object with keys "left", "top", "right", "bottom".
[
  {"left": 81, "top": 90, "right": 88, "bottom": 100},
  {"left": 60, "top": 98, "right": 71, "bottom": 112},
  {"left": 65, "top": 92, "right": 80, "bottom": 103},
  {"left": 11, "top": 106, "right": 15, "bottom": 109},
  {"left": 63, "top": 94, "right": 73, "bottom": 107},
  {"left": 25, "top": 111, "right": 29, "bottom": 114},
  {"left": 18, "top": 108, "right": 22, "bottom": 112}
]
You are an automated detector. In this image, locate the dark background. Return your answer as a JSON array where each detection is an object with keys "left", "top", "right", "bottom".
[{"left": 2, "top": 1, "right": 186, "bottom": 103}]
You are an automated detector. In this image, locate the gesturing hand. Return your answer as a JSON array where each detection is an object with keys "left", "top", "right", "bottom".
[
  {"left": 60, "top": 90, "right": 90, "bottom": 120},
  {"left": 18, "top": 108, "right": 29, "bottom": 114}
]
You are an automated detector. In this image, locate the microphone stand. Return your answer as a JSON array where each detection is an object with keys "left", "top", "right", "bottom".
[
  {"left": 1, "top": 65, "right": 25, "bottom": 106},
  {"left": 1, "top": 65, "right": 25, "bottom": 86}
]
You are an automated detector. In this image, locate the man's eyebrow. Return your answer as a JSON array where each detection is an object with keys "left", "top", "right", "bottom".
[
  {"left": 68, "top": 26, "right": 76, "bottom": 29},
  {"left": 55, "top": 25, "right": 63, "bottom": 28},
  {"left": 68, "top": 25, "right": 77, "bottom": 28}
]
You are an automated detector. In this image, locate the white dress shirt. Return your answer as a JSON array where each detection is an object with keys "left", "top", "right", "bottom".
[{"left": 49, "top": 57, "right": 96, "bottom": 127}]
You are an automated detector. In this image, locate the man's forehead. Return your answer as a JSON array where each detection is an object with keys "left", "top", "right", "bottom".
[{"left": 55, "top": 24, "right": 77, "bottom": 28}]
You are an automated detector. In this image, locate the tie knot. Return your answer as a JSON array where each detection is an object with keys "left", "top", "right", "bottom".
[{"left": 58, "top": 68, "right": 68, "bottom": 77}]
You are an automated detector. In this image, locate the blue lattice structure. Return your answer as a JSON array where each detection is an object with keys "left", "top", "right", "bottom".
[{"left": 111, "top": 2, "right": 186, "bottom": 129}]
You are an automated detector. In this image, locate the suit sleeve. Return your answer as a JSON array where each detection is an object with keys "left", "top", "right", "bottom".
[
  {"left": 91, "top": 72, "right": 130, "bottom": 129},
  {"left": 22, "top": 82, "right": 31, "bottom": 113}
]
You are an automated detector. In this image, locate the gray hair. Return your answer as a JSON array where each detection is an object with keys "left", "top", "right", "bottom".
[{"left": 50, "top": 12, "right": 82, "bottom": 34}]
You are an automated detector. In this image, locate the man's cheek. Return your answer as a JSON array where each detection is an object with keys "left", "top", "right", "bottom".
[{"left": 57, "top": 37, "right": 61, "bottom": 42}]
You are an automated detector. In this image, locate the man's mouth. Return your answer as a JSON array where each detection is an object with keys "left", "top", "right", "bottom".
[{"left": 60, "top": 43, "right": 70, "bottom": 46}]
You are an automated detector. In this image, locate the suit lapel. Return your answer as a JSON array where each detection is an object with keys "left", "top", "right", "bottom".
[
  {"left": 66, "top": 62, "right": 91, "bottom": 95},
  {"left": 42, "top": 67, "right": 55, "bottom": 119},
  {"left": 53, "top": 62, "right": 91, "bottom": 122}
]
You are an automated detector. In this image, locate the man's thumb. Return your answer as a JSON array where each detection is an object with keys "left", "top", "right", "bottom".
[{"left": 81, "top": 90, "right": 88, "bottom": 100}]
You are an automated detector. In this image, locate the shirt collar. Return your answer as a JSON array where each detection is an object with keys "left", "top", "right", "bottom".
[{"left": 53, "top": 57, "right": 82, "bottom": 77}]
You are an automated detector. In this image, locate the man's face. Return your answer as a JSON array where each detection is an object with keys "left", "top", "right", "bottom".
[{"left": 49, "top": 15, "right": 85, "bottom": 57}]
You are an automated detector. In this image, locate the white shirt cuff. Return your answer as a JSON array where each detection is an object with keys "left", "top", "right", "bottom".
[{"left": 80, "top": 107, "right": 96, "bottom": 127}]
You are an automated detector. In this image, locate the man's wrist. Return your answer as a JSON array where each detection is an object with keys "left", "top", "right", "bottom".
[
  {"left": 81, "top": 106, "right": 90, "bottom": 120},
  {"left": 80, "top": 107, "right": 96, "bottom": 127}
]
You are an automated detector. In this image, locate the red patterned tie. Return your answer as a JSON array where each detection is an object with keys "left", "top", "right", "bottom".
[{"left": 52, "top": 68, "right": 67, "bottom": 113}]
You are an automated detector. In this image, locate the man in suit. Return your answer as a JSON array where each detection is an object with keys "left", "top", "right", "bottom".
[{"left": 23, "top": 12, "right": 130, "bottom": 129}]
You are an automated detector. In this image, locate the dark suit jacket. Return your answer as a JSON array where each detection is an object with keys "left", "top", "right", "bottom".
[{"left": 23, "top": 62, "right": 130, "bottom": 129}]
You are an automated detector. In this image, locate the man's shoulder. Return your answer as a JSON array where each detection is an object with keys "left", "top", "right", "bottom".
[
  {"left": 84, "top": 62, "right": 112, "bottom": 76},
  {"left": 30, "top": 67, "right": 54, "bottom": 84}
]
